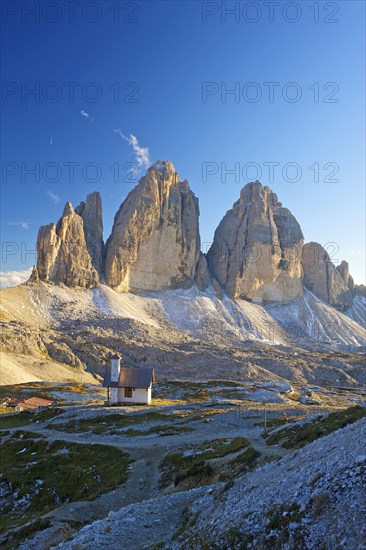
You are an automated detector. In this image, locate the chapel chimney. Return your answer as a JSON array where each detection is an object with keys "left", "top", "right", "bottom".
[{"left": 111, "top": 353, "right": 121, "bottom": 383}]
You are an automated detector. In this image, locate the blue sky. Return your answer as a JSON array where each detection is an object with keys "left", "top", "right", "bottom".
[{"left": 1, "top": 0, "right": 365, "bottom": 285}]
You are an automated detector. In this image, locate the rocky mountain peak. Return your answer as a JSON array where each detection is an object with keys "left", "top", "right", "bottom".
[
  {"left": 32, "top": 165, "right": 360, "bottom": 313},
  {"left": 142, "top": 160, "right": 181, "bottom": 195},
  {"left": 75, "top": 192, "right": 103, "bottom": 276},
  {"left": 301, "top": 242, "right": 353, "bottom": 310},
  {"left": 148, "top": 159, "right": 177, "bottom": 177},
  {"left": 239, "top": 180, "right": 275, "bottom": 203},
  {"left": 336, "top": 260, "right": 354, "bottom": 291},
  {"left": 207, "top": 180, "right": 304, "bottom": 302},
  {"left": 36, "top": 196, "right": 100, "bottom": 288},
  {"left": 62, "top": 202, "right": 74, "bottom": 217},
  {"left": 104, "top": 161, "right": 201, "bottom": 292}
]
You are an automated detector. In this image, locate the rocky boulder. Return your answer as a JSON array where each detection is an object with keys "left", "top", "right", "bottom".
[
  {"left": 301, "top": 242, "right": 353, "bottom": 310},
  {"left": 206, "top": 181, "right": 304, "bottom": 302},
  {"left": 104, "top": 161, "right": 201, "bottom": 292}
]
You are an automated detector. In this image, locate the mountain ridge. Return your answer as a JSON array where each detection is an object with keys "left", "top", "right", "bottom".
[
  {"left": 1, "top": 280, "right": 365, "bottom": 388},
  {"left": 2, "top": 159, "right": 363, "bottom": 389},
  {"left": 33, "top": 160, "right": 365, "bottom": 313}
]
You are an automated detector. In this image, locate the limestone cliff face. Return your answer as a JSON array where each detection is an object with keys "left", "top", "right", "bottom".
[
  {"left": 336, "top": 260, "right": 354, "bottom": 292},
  {"left": 194, "top": 254, "right": 210, "bottom": 292},
  {"left": 75, "top": 192, "right": 103, "bottom": 276},
  {"left": 104, "top": 161, "right": 201, "bottom": 292},
  {"left": 33, "top": 164, "right": 360, "bottom": 313},
  {"left": 206, "top": 181, "right": 304, "bottom": 302},
  {"left": 36, "top": 223, "right": 61, "bottom": 283},
  {"left": 301, "top": 243, "right": 353, "bottom": 310},
  {"left": 355, "top": 284, "right": 366, "bottom": 298},
  {"left": 36, "top": 196, "right": 101, "bottom": 288}
]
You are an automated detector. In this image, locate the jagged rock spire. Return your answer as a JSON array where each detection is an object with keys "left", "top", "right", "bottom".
[
  {"left": 36, "top": 194, "right": 102, "bottom": 288},
  {"left": 104, "top": 161, "right": 201, "bottom": 291},
  {"left": 206, "top": 181, "right": 304, "bottom": 302},
  {"left": 301, "top": 243, "right": 353, "bottom": 310}
]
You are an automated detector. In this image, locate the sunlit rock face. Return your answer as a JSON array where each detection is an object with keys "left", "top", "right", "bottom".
[
  {"left": 207, "top": 181, "right": 304, "bottom": 302},
  {"left": 34, "top": 166, "right": 358, "bottom": 314},
  {"left": 75, "top": 192, "right": 104, "bottom": 277},
  {"left": 336, "top": 260, "right": 354, "bottom": 292},
  {"left": 302, "top": 243, "right": 353, "bottom": 310},
  {"left": 104, "top": 161, "right": 201, "bottom": 292},
  {"left": 36, "top": 194, "right": 101, "bottom": 288}
]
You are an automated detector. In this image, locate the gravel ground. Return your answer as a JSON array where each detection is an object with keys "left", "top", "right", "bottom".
[
  {"left": 182, "top": 417, "right": 366, "bottom": 549},
  {"left": 40, "top": 419, "right": 366, "bottom": 550},
  {"left": 52, "top": 487, "right": 210, "bottom": 550},
  {"left": 8, "top": 402, "right": 366, "bottom": 549},
  {"left": 9, "top": 407, "right": 280, "bottom": 549}
]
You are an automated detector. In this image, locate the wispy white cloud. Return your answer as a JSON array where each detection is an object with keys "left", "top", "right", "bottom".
[
  {"left": 114, "top": 129, "right": 150, "bottom": 170},
  {"left": 81, "top": 110, "right": 94, "bottom": 122},
  {"left": 47, "top": 190, "right": 60, "bottom": 204},
  {"left": 0, "top": 267, "right": 33, "bottom": 289},
  {"left": 8, "top": 221, "right": 30, "bottom": 230},
  {"left": 50, "top": 136, "right": 53, "bottom": 145},
  {"left": 348, "top": 249, "right": 362, "bottom": 256}
]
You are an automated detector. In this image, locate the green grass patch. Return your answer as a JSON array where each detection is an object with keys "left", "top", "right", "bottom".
[
  {"left": 160, "top": 437, "right": 250, "bottom": 487},
  {"left": 266, "top": 503, "right": 304, "bottom": 531},
  {"left": 63, "top": 518, "right": 89, "bottom": 531},
  {"left": 0, "top": 383, "right": 92, "bottom": 409},
  {"left": 255, "top": 417, "right": 291, "bottom": 430},
  {"left": 0, "top": 431, "right": 131, "bottom": 542},
  {"left": 265, "top": 406, "right": 366, "bottom": 449},
  {"left": 219, "top": 446, "right": 261, "bottom": 485},
  {"left": 231, "top": 446, "right": 261, "bottom": 470},
  {"left": 2, "top": 518, "right": 51, "bottom": 550},
  {"left": 56, "top": 383, "right": 89, "bottom": 394},
  {"left": 0, "top": 407, "right": 63, "bottom": 429},
  {"left": 3, "top": 429, "right": 46, "bottom": 440},
  {"left": 124, "top": 424, "right": 194, "bottom": 437},
  {"left": 153, "top": 381, "right": 209, "bottom": 402},
  {"left": 0, "top": 383, "right": 53, "bottom": 401},
  {"left": 172, "top": 509, "right": 200, "bottom": 541},
  {"left": 264, "top": 503, "right": 305, "bottom": 547},
  {"left": 223, "top": 526, "right": 253, "bottom": 549},
  {"left": 154, "top": 379, "right": 258, "bottom": 403},
  {"left": 48, "top": 411, "right": 179, "bottom": 434},
  {"left": 1, "top": 382, "right": 43, "bottom": 394}
]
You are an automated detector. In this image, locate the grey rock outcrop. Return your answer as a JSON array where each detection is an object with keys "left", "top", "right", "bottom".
[
  {"left": 301, "top": 242, "right": 353, "bottom": 310},
  {"left": 355, "top": 284, "right": 366, "bottom": 298},
  {"left": 36, "top": 197, "right": 100, "bottom": 288},
  {"left": 75, "top": 192, "right": 104, "bottom": 276},
  {"left": 336, "top": 260, "right": 354, "bottom": 292},
  {"left": 207, "top": 181, "right": 304, "bottom": 302},
  {"left": 28, "top": 265, "right": 39, "bottom": 283},
  {"left": 194, "top": 255, "right": 210, "bottom": 292},
  {"left": 33, "top": 163, "right": 361, "bottom": 314},
  {"left": 104, "top": 161, "right": 201, "bottom": 292}
]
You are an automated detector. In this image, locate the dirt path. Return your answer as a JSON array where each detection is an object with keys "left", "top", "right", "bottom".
[
  {"left": 13, "top": 413, "right": 286, "bottom": 457},
  {"left": 9, "top": 412, "right": 287, "bottom": 549}
]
